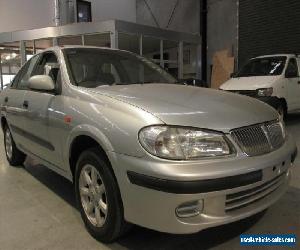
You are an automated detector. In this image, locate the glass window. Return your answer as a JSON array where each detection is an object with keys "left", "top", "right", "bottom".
[
  {"left": 34, "top": 39, "right": 53, "bottom": 53},
  {"left": 0, "top": 44, "right": 21, "bottom": 88},
  {"left": 236, "top": 56, "right": 287, "bottom": 77},
  {"left": 58, "top": 36, "right": 82, "bottom": 46},
  {"left": 119, "top": 33, "right": 139, "bottom": 54},
  {"left": 13, "top": 54, "right": 40, "bottom": 89},
  {"left": 84, "top": 33, "right": 110, "bottom": 47},
  {"left": 64, "top": 48, "right": 177, "bottom": 88},
  {"left": 142, "top": 36, "right": 160, "bottom": 64},
  {"left": 286, "top": 58, "right": 299, "bottom": 78},
  {"left": 2, "top": 75, "right": 15, "bottom": 88},
  {"left": 163, "top": 40, "right": 179, "bottom": 78}
]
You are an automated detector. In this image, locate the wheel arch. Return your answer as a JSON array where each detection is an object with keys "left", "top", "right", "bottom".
[
  {"left": 66, "top": 125, "right": 115, "bottom": 181},
  {"left": 279, "top": 97, "right": 287, "bottom": 110},
  {"left": 1, "top": 116, "right": 7, "bottom": 131}
]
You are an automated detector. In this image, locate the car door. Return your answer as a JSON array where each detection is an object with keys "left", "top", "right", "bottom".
[
  {"left": 285, "top": 57, "right": 300, "bottom": 111},
  {"left": 3, "top": 55, "right": 40, "bottom": 148},
  {"left": 21, "top": 51, "right": 63, "bottom": 167}
]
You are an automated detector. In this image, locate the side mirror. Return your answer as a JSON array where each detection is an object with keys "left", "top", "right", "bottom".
[{"left": 28, "top": 75, "right": 55, "bottom": 91}]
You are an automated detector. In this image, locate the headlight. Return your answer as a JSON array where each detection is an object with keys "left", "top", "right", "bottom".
[
  {"left": 138, "top": 126, "right": 234, "bottom": 160},
  {"left": 257, "top": 87, "right": 273, "bottom": 97}
]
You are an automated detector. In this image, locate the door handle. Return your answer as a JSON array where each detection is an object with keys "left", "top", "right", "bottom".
[
  {"left": 23, "top": 100, "right": 29, "bottom": 109},
  {"left": 4, "top": 97, "right": 8, "bottom": 103}
]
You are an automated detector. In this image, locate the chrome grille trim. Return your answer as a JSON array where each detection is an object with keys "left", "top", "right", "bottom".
[
  {"left": 225, "top": 172, "right": 285, "bottom": 212},
  {"left": 230, "top": 120, "right": 285, "bottom": 156}
]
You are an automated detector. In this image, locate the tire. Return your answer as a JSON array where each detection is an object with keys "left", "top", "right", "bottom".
[
  {"left": 3, "top": 125, "right": 26, "bottom": 166},
  {"left": 75, "top": 147, "right": 130, "bottom": 243}
]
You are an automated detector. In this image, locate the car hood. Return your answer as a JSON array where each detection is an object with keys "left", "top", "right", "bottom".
[
  {"left": 90, "top": 84, "right": 278, "bottom": 132},
  {"left": 220, "top": 75, "right": 281, "bottom": 90}
]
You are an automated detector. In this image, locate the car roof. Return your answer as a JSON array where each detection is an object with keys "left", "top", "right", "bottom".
[
  {"left": 35, "top": 45, "right": 133, "bottom": 58},
  {"left": 254, "top": 54, "right": 297, "bottom": 59},
  {"left": 43, "top": 45, "right": 119, "bottom": 53}
]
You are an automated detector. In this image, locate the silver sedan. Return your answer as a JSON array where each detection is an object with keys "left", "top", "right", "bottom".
[{"left": 0, "top": 46, "right": 297, "bottom": 242}]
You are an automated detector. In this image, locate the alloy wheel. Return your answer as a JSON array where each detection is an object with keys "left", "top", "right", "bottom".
[
  {"left": 5, "top": 128, "right": 13, "bottom": 160},
  {"left": 79, "top": 164, "right": 108, "bottom": 227}
]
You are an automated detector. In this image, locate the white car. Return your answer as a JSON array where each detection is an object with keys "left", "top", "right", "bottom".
[{"left": 220, "top": 54, "right": 300, "bottom": 119}]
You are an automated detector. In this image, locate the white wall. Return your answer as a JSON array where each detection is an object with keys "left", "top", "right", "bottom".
[
  {"left": 0, "top": 0, "right": 55, "bottom": 32},
  {"left": 0, "top": 0, "right": 136, "bottom": 33},
  {"left": 136, "top": 0, "right": 200, "bottom": 34},
  {"left": 90, "top": 0, "right": 136, "bottom": 23}
]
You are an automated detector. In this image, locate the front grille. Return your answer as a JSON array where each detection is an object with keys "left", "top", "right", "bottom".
[
  {"left": 225, "top": 172, "right": 286, "bottom": 212},
  {"left": 231, "top": 120, "right": 285, "bottom": 156},
  {"left": 228, "top": 90, "right": 257, "bottom": 97}
]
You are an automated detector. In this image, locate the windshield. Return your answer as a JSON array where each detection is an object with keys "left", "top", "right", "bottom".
[
  {"left": 236, "top": 56, "right": 287, "bottom": 77},
  {"left": 64, "top": 48, "right": 177, "bottom": 88}
]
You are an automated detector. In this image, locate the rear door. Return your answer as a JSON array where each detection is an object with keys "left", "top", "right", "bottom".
[
  {"left": 3, "top": 55, "right": 40, "bottom": 148},
  {"left": 285, "top": 58, "right": 300, "bottom": 110}
]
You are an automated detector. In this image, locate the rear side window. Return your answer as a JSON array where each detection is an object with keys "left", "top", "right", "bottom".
[
  {"left": 285, "top": 58, "right": 299, "bottom": 78},
  {"left": 13, "top": 55, "right": 40, "bottom": 90}
]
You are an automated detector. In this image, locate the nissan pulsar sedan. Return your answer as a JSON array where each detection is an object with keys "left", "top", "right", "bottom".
[{"left": 0, "top": 46, "right": 297, "bottom": 242}]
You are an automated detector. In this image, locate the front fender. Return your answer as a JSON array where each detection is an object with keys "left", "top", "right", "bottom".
[{"left": 63, "top": 124, "right": 115, "bottom": 168}]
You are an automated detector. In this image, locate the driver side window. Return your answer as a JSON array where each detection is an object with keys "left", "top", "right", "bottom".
[
  {"left": 286, "top": 58, "right": 299, "bottom": 78},
  {"left": 13, "top": 55, "right": 40, "bottom": 90}
]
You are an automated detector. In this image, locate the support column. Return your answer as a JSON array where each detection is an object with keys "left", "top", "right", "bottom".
[
  {"left": 81, "top": 35, "right": 85, "bottom": 45},
  {"left": 138, "top": 35, "right": 144, "bottom": 81},
  {"left": 0, "top": 52, "right": 3, "bottom": 90},
  {"left": 196, "top": 43, "right": 202, "bottom": 80},
  {"left": 110, "top": 31, "right": 118, "bottom": 49},
  {"left": 33, "top": 40, "right": 36, "bottom": 54},
  {"left": 20, "top": 40, "right": 26, "bottom": 66},
  {"left": 178, "top": 41, "right": 183, "bottom": 79},
  {"left": 139, "top": 35, "right": 143, "bottom": 56},
  {"left": 160, "top": 40, "right": 164, "bottom": 68},
  {"left": 53, "top": 37, "right": 58, "bottom": 46}
]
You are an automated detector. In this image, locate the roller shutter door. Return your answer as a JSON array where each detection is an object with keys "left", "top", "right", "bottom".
[{"left": 239, "top": 0, "right": 300, "bottom": 67}]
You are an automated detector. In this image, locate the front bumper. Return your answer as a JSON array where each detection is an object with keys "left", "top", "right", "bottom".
[{"left": 108, "top": 135, "right": 296, "bottom": 234}]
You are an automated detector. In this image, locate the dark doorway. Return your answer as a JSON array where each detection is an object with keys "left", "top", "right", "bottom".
[{"left": 77, "top": 0, "right": 92, "bottom": 23}]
